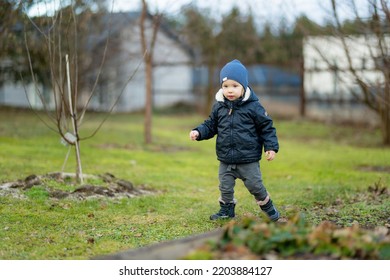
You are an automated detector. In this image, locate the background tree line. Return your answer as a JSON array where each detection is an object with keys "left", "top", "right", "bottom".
[{"left": 1, "top": 0, "right": 370, "bottom": 90}]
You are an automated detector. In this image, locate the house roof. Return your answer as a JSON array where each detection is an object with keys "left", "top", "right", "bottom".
[{"left": 95, "top": 11, "right": 194, "bottom": 58}]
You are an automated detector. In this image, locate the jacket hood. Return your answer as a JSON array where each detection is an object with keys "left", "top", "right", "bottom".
[{"left": 215, "top": 87, "right": 257, "bottom": 104}]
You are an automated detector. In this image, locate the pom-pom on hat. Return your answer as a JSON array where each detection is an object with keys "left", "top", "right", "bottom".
[{"left": 219, "top": 59, "right": 248, "bottom": 89}]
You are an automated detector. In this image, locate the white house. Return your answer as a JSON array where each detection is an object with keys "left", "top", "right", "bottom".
[
  {"left": 0, "top": 12, "right": 196, "bottom": 112},
  {"left": 303, "top": 35, "right": 387, "bottom": 123}
]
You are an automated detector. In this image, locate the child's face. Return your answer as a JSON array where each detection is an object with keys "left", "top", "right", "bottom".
[{"left": 222, "top": 79, "right": 244, "bottom": 101}]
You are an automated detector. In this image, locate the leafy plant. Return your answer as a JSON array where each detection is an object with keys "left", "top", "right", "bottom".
[{"left": 196, "top": 214, "right": 390, "bottom": 259}]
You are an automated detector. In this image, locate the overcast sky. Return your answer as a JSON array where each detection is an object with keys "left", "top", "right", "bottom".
[
  {"left": 110, "top": 0, "right": 369, "bottom": 25},
  {"left": 29, "top": 0, "right": 370, "bottom": 27}
]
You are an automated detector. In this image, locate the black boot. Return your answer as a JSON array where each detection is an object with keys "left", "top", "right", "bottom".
[
  {"left": 260, "top": 199, "right": 280, "bottom": 222},
  {"left": 210, "top": 201, "right": 236, "bottom": 220}
]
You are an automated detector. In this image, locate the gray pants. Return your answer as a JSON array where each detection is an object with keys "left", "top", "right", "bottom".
[{"left": 218, "top": 161, "right": 268, "bottom": 203}]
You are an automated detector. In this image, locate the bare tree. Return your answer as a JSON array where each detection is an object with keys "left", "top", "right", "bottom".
[
  {"left": 302, "top": 0, "right": 390, "bottom": 145},
  {"left": 23, "top": 1, "right": 141, "bottom": 183},
  {"left": 139, "top": 0, "right": 161, "bottom": 144},
  {"left": 329, "top": 0, "right": 390, "bottom": 145}
]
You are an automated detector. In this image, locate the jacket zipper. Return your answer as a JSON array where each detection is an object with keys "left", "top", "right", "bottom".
[{"left": 229, "top": 103, "right": 234, "bottom": 162}]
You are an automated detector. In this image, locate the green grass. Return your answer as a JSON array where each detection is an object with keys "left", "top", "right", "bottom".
[{"left": 0, "top": 107, "right": 389, "bottom": 259}]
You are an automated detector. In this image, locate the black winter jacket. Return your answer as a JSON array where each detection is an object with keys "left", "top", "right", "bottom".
[{"left": 195, "top": 87, "right": 279, "bottom": 164}]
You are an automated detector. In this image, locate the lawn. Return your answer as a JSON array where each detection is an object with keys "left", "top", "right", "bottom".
[{"left": 0, "top": 107, "right": 389, "bottom": 259}]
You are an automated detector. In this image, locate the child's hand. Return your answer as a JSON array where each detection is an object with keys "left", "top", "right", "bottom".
[
  {"left": 265, "top": 150, "right": 276, "bottom": 161},
  {"left": 189, "top": 130, "right": 199, "bottom": 141}
]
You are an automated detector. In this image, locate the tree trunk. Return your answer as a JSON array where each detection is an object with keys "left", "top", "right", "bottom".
[
  {"left": 299, "top": 58, "right": 306, "bottom": 117},
  {"left": 139, "top": 0, "right": 160, "bottom": 145},
  {"left": 380, "top": 85, "right": 390, "bottom": 146},
  {"left": 380, "top": 110, "right": 390, "bottom": 146},
  {"left": 66, "top": 54, "right": 83, "bottom": 184},
  {"left": 144, "top": 54, "right": 153, "bottom": 144}
]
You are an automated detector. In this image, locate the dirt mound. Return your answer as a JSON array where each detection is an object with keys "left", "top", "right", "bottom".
[{"left": 0, "top": 172, "right": 154, "bottom": 200}]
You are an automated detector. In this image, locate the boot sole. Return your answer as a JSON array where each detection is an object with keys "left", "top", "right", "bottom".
[{"left": 209, "top": 215, "right": 235, "bottom": 220}]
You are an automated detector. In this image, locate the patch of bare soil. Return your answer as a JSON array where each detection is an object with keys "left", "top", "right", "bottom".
[
  {"left": 310, "top": 181, "right": 390, "bottom": 229},
  {"left": 357, "top": 165, "right": 390, "bottom": 173},
  {"left": 0, "top": 172, "right": 155, "bottom": 200}
]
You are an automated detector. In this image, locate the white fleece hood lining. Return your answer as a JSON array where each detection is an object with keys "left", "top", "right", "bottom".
[{"left": 215, "top": 87, "right": 251, "bottom": 102}]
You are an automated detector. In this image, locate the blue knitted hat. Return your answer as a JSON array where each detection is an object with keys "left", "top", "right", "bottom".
[{"left": 219, "top": 59, "right": 248, "bottom": 89}]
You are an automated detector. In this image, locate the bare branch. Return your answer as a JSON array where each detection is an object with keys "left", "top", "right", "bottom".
[
  {"left": 78, "top": 3, "right": 116, "bottom": 124},
  {"left": 80, "top": 52, "right": 146, "bottom": 141}
]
